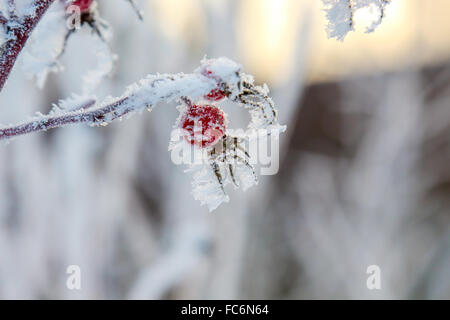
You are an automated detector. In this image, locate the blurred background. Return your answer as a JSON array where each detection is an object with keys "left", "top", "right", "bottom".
[{"left": 0, "top": 0, "right": 449, "bottom": 299}]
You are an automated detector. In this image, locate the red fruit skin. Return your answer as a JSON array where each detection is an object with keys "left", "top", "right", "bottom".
[
  {"left": 202, "top": 69, "right": 227, "bottom": 102},
  {"left": 68, "top": 0, "right": 94, "bottom": 13},
  {"left": 181, "top": 105, "right": 226, "bottom": 148},
  {"left": 205, "top": 88, "right": 226, "bottom": 102}
]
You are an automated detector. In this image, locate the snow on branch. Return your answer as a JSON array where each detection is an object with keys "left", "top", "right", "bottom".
[
  {"left": 0, "top": 57, "right": 284, "bottom": 140},
  {"left": 323, "top": 0, "right": 391, "bottom": 40},
  {"left": 0, "top": 1, "right": 286, "bottom": 211},
  {"left": 0, "top": 66, "right": 216, "bottom": 139},
  {"left": 0, "top": 0, "right": 55, "bottom": 91},
  {"left": 0, "top": 57, "right": 286, "bottom": 210}
]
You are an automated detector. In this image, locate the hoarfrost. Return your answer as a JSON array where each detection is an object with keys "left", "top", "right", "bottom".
[
  {"left": 2, "top": 56, "right": 285, "bottom": 212},
  {"left": 81, "top": 40, "right": 117, "bottom": 94},
  {"left": 323, "top": 0, "right": 391, "bottom": 40},
  {"left": 21, "top": 2, "right": 67, "bottom": 88}
]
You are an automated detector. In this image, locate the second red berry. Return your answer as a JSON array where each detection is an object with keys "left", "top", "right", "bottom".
[{"left": 68, "top": 0, "right": 94, "bottom": 13}]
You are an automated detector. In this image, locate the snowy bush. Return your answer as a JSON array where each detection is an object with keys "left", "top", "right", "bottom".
[
  {"left": 0, "top": 0, "right": 391, "bottom": 210},
  {"left": 0, "top": 0, "right": 285, "bottom": 211}
]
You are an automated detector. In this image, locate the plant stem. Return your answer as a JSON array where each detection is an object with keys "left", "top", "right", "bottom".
[{"left": 0, "top": 0, "right": 55, "bottom": 92}]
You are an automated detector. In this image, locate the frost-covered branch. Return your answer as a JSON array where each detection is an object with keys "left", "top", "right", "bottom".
[
  {"left": 0, "top": 68, "right": 215, "bottom": 140},
  {"left": 0, "top": 0, "right": 55, "bottom": 91},
  {"left": 0, "top": 57, "right": 285, "bottom": 210},
  {"left": 0, "top": 0, "right": 285, "bottom": 212},
  {"left": 0, "top": 57, "right": 281, "bottom": 141}
]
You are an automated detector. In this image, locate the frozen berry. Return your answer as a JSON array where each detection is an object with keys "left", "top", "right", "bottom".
[
  {"left": 68, "top": 0, "right": 94, "bottom": 13},
  {"left": 202, "top": 69, "right": 227, "bottom": 102},
  {"left": 181, "top": 104, "right": 226, "bottom": 148},
  {"left": 205, "top": 88, "right": 226, "bottom": 101}
]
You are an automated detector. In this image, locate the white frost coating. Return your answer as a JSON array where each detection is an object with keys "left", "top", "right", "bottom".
[
  {"left": 21, "top": 3, "right": 67, "bottom": 88},
  {"left": 176, "top": 134, "right": 259, "bottom": 211},
  {"left": 104, "top": 72, "right": 216, "bottom": 121},
  {"left": 15, "top": 0, "right": 40, "bottom": 18},
  {"left": 234, "top": 164, "right": 258, "bottom": 191},
  {"left": 81, "top": 40, "right": 117, "bottom": 94},
  {"left": 1, "top": 57, "right": 285, "bottom": 212},
  {"left": 353, "top": 0, "right": 390, "bottom": 33},
  {"left": 52, "top": 94, "right": 96, "bottom": 113},
  {"left": 0, "top": 58, "right": 222, "bottom": 136},
  {"left": 21, "top": 0, "right": 116, "bottom": 90},
  {"left": 195, "top": 56, "right": 242, "bottom": 99},
  {"left": 189, "top": 166, "right": 230, "bottom": 212},
  {"left": 169, "top": 58, "right": 285, "bottom": 211},
  {"left": 323, "top": 0, "right": 354, "bottom": 41},
  {"left": 323, "top": 0, "right": 391, "bottom": 40}
]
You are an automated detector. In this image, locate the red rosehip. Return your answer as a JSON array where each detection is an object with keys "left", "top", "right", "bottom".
[
  {"left": 181, "top": 104, "right": 226, "bottom": 148},
  {"left": 202, "top": 69, "right": 227, "bottom": 102},
  {"left": 68, "top": 0, "right": 94, "bottom": 13},
  {"left": 205, "top": 88, "right": 226, "bottom": 101}
]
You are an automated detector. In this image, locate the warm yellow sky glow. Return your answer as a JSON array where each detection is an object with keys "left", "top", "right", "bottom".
[
  {"left": 306, "top": 0, "right": 450, "bottom": 82},
  {"left": 147, "top": 0, "right": 450, "bottom": 84},
  {"left": 236, "top": 0, "right": 304, "bottom": 83}
]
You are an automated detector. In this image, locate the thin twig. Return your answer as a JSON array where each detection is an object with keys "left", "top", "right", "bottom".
[
  {"left": 0, "top": 69, "right": 220, "bottom": 140},
  {"left": 126, "top": 0, "right": 143, "bottom": 20},
  {"left": 0, "top": 97, "right": 128, "bottom": 140}
]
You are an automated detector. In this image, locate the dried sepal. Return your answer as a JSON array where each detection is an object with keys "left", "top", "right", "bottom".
[{"left": 171, "top": 58, "right": 285, "bottom": 211}]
